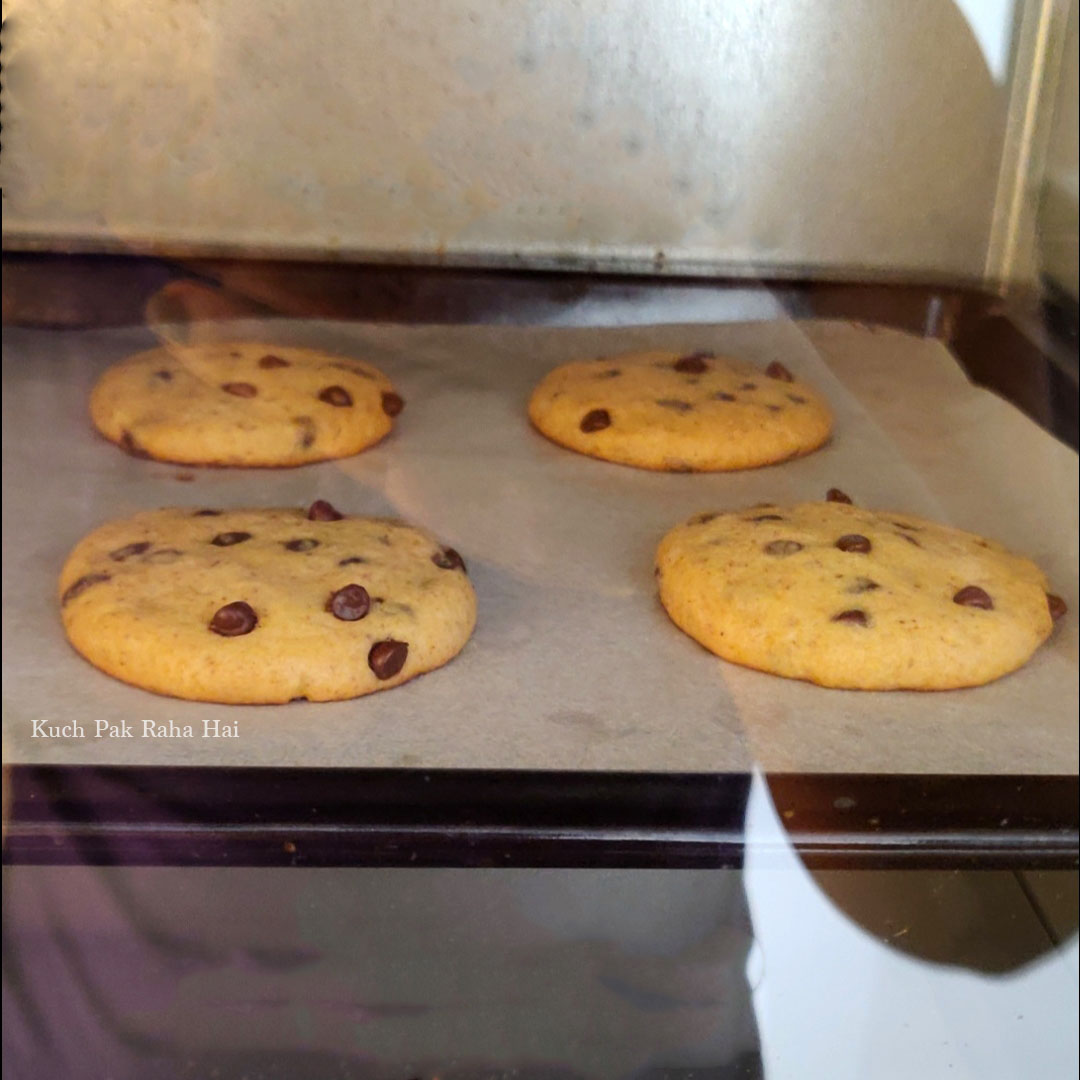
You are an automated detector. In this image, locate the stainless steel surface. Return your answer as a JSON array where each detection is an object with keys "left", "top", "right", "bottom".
[{"left": 0, "top": 0, "right": 1053, "bottom": 282}]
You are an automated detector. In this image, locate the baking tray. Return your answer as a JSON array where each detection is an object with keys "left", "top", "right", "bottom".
[
  {"left": 3, "top": 316, "right": 1077, "bottom": 869},
  {"left": 2, "top": 317, "right": 1076, "bottom": 778}
]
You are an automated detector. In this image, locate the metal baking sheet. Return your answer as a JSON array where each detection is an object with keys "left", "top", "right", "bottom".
[{"left": 2, "top": 319, "right": 1076, "bottom": 773}]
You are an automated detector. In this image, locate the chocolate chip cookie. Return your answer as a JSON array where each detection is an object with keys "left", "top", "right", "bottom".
[
  {"left": 90, "top": 343, "right": 405, "bottom": 466},
  {"left": 59, "top": 502, "right": 476, "bottom": 703},
  {"left": 528, "top": 350, "right": 832, "bottom": 471},
  {"left": 655, "top": 498, "right": 1066, "bottom": 689}
]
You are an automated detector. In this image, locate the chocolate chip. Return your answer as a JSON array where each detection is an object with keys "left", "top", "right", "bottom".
[
  {"left": 381, "top": 391, "right": 405, "bottom": 417},
  {"left": 765, "top": 362, "right": 794, "bottom": 382},
  {"left": 154, "top": 369, "right": 173, "bottom": 381},
  {"left": 832, "top": 609, "right": 869, "bottom": 626},
  {"left": 144, "top": 548, "right": 183, "bottom": 564},
  {"left": 836, "top": 534, "right": 872, "bottom": 553},
  {"left": 120, "top": 430, "right": 150, "bottom": 458},
  {"left": 368, "top": 639, "right": 408, "bottom": 680},
  {"left": 749, "top": 514, "right": 785, "bottom": 522},
  {"left": 953, "top": 585, "right": 993, "bottom": 610},
  {"left": 847, "top": 577, "right": 881, "bottom": 594},
  {"left": 338, "top": 556, "right": 368, "bottom": 566},
  {"left": 690, "top": 512, "right": 718, "bottom": 525},
  {"left": 826, "top": 488, "right": 853, "bottom": 504},
  {"left": 193, "top": 509, "right": 222, "bottom": 516},
  {"left": 109, "top": 541, "right": 151, "bottom": 561},
  {"left": 258, "top": 355, "right": 290, "bottom": 369},
  {"left": 897, "top": 532, "right": 922, "bottom": 547},
  {"left": 293, "top": 416, "right": 317, "bottom": 449},
  {"left": 432, "top": 547, "right": 466, "bottom": 571},
  {"left": 673, "top": 353, "right": 711, "bottom": 374},
  {"left": 764, "top": 540, "right": 803, "bottom": 556},
  {"left": 1048, "top": 594, "right": 1067, "bottom": 621},
  {"left": 211, "top": 531, "right": 252, "bottom": 547},
  {"left": 318, "top": 386, "right": 353, "bottom": 407},
  {"left": 596, "top": 368, "right": 622, "bottom": 378},
  {"left": 655, "top": 398, "right": 693, "bottom": 412},
  {"left": 222, "top": 382, "right": 257, "bottom": 398},
  {"left": 210, "top": 601, "right": 258, "bottom": 636},
  {"left": 788, "top": 394, "right": 807, "bottom": 404},
  {"left": 284, "top": 538, "right": 320, "bottom": 552},
  {"left": 711, "top": 391, "right": 736, "bottom": 402},
  {"left": 61, "top": 572, "right": 110, "bottom": 606},
  {"left": 580, "top": 409, "right": 611, "bottom": 433},
  {"left": 308, "top": 500, "right": 344, "bottom": 521},
  {"left": 326, "top": 584, "right": 370, "bottom": 621}
]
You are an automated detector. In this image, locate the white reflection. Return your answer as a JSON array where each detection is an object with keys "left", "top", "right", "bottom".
[
  {"left": 954, "top": 0, "right": 1018, "bottom": 83},
  {"left": 744, "top": 769, "right": 1079, "bottom": 1080}
]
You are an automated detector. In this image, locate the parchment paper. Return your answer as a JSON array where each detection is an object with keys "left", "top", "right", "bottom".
[{"left": 2, "top": 319, "right": 1076, "bottom": 773}]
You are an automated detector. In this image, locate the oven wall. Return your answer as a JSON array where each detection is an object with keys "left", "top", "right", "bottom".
[{"left": 0, "top": 0, "right": 1067, "bottom": 286}]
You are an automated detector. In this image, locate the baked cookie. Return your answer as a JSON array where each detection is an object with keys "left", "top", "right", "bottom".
[
  {"left": 528, "top": 350, "right": 832, "bottom": 471},
  {"left": 59, "top": 501, "right": 476, "bottom": 703},
  {"left": 90, "top": 342, "right": 405, "bottom": 466},
  {"left": 655, "top": 495, "right": 1066, "bottom": 690}
]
